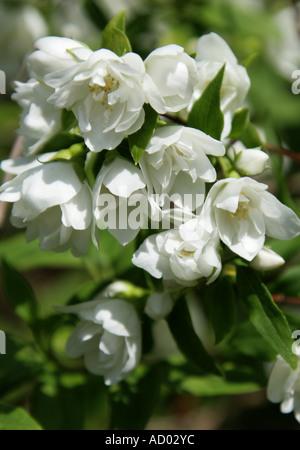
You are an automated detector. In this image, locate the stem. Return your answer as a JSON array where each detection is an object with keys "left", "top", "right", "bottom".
[
  {"left": 264, "top": 143, "right": 300, "bottom": 164},
  {"left": 273, "top": 294, "right": 300, "bottom": 305}
]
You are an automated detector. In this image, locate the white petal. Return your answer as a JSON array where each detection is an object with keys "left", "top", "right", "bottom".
[
  {"left": 34, "top": 36, "right": 87, "bottom": 58},
  {"left": 267, "top": 357, "right": 292, "bottom": 403},
  {"left": 61, "top": 184, "right": 92, "bottom": 230},
  {"left": 21, "top": 162, "right": 82, "bottom": 217},
  {"left": 196, "top": 33, "right": 238, "bottom": 65},
  {"left": 66, "top": 321, "right": 101, "bottom": 358},
  {"left": 0, "top": 156, "right": 42, "bottom": 175},
  {"left": 95, "top": 300, "right": 141, "bottom": 337},
  {"left": 250, "top": 247, "right": 285, "bottom": 271},
  {"left": 132, "top": 234, "right": 167, "bottom": 279},
  {"left": 103, "top": 157, "right": 145, "bottom": 197},
  {"left": 261, "top": 191, "right": 300, "bottom": 240}
]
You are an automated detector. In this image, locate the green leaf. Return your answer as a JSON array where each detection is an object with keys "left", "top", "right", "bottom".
[
  {"left": 167, "top": 297, "right": 221, "bottom": 375},
  {"left": 102, "top": 10, "right": 131, "bottom": 56},
  {"left": 0, "top": 336, "right": 44, "bottom": 398},
  {"left": 228, "top": 107, "right": 249, "bottom": 138},
  {"left": 106, "top": 9, "right": 126, "bottom": 31},
  {"left": 2, "top": 260, "right": 37, "bottom": 324},
  {"left": 187, "top": 64, "right": 225, "bottom": 140},
  {"left": 0, "top": 403, "right": 42, "bottom": 430},
  {"left": 0, "top": 233, "right": 82, "bottom": 271},
  {"left": 236, "top": 266, "right": 297, "bottom": 369},
  {"left": 180, "top": 374, "right": 262, "bottom": 397},
  {"left": 284, "top": 309, "right": 300, "bottom": 332},
  {"left": 46, "top": 143, "right": 86, "bottom": 163},
  {"left": 128, "top": 104, "right": 158, "bottom": 164},
  {"left": 228, "top": 321, "right": 277, "bottom": 361},
  {"left": 268, "top": 235, "right": 300, "bottom": 262},
  {"left": 207, "top": 276, "right": 237, "bottom": 344},
  {"left": 39, "top": 132, "right": 83, "bottom": 154},
  {"left": 270, "top": 264, "right": 300, "bottom": 298},
  {"left": 61, "top": 109, "right": 77, "bottom": 131},
  {"left": 110, "top": 365, "right": 162, "bottom": 430},
  {"left": 32, "top": 372, "right": 108, "bottom": 430},
  {"left": 239, "top": 121, "right": 264, "bottom": 148}
]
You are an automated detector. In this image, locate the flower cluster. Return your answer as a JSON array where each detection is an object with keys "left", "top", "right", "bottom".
[{"left": 1, "top": 28, "right": 300, "bottom": 387}]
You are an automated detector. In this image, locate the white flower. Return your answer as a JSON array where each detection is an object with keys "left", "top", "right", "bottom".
[
  {"left": 139, "top": 125, "right": 225, "bottom": 213},
  {"left": 201, "top": 177, "right": 300, "bottom": 261},
  {"left": 28, "top": 36, "right": 91, "bottom": 80},
  {"left": 267, "top": 355, "right": 300, "bottom": 423},
  {"left": 132, "top": 218, "right": 222, "bottom": 290},
  {"left": 192, "top": 33, "right": 250, "bottom": 137},
  {"left": 250, "top": 247, "right": 285, "bottom": 271},
  {"left": 0, "top": 155, "right": 92, "bottom": 256},
  {"left": 12, "top": 78, "right": 61, "bottom": 155},
  {"left": 227, "top": 141, "right": 269, "bottom": 176},
  {"left": 93, "top": 155, "right": 148, "bottom": 246},
  {"left": 56, "top": 290, "right": 142, "bottom": 385},
  {"left": 144, "top": 44, "right": 198, "bottom": 113},
  {"left": 144, "top": 292, "right": 174, "bottom": 320},
  {"left": 34, "top": 37, "right": 147, "bottom": 152}
]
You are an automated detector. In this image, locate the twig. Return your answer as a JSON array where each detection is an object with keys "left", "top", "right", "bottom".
[
  {"left": 264, "top": 143, "right": 300, "bottom": 164},
  {"left": 273, "top": 293, "right": 300, "bottom": 305}
]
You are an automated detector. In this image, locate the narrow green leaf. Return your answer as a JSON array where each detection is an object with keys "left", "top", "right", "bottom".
[
  {"left": 207, "top": 276, "right": 237, "bottom": 344},
  {"left": 128, "top": 104, "right": 158, "bottom": 164},
  {"left": 167, "top": 297, "right": 221, "bottom": 375},
  {"left": 102, "top": 11, "right": 131, "bottom": 56},
  {"left": 187, "top": 64, "right": 225, "bottom": 140},
  {"left": 2, "top": 260, "right": 37, "bottom": 324},
  {"left": 46, "top": 143, "right": 86, "bottom": 163},
  {"left": 0, "top": 403, "right": 42, "bottom": 430},
  {"left": 61, "top": 109, "right": 77, "bottom": 131},
  {"left": 236, "top": 266, "right": 297, "bottom": 369},
  {"left": 110, "top": 365, "right": 162, "bottom": 430},
  {"left": 180, "top": 374, "right": 262, "bottom": 396},
  {"left": 228, "top": 106, "right": 249, "bottom": 138}
]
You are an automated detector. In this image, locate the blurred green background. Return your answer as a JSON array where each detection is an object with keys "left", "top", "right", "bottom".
[{"left": 0, "top": 0, "right": 300, "bottom": 430}]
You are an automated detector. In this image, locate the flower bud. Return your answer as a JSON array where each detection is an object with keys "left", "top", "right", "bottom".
[
  {"left": 227, "top": 141, "right": 269, "bottom": 176},
  {"left": 250, "top": 247, "right": 285, "bottom": 270}
]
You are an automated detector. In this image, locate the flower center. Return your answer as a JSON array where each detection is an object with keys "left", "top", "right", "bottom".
[
  {"left": 89, "top": 74, "right": 119, "bottom": 105},
  {"left": 179, "top": 249, "right": 195, "bottom": 258},
  {"left": 231, "top": 200, "right": 249, "bottom": 219}
]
